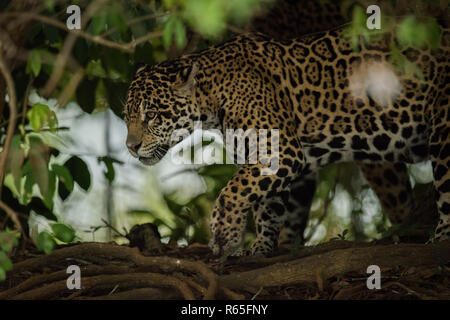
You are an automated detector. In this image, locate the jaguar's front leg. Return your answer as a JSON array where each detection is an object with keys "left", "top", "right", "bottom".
[
  {"left": 209, "top": 153, "right": 303, "bottom": 256},
  {"left": 208, "top": 184, "right": 249, "bottom": 256},
  {"left": 252, "top": 198, "right": 287, "bottom": 256}
]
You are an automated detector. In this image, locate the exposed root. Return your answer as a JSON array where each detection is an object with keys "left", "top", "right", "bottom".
[
  {"left": 1, "top": 240, "right": 449, "bottom": 300},
  {"left": 8, "top": 242, "right": 217, "bottom": 300},
  {"left": 12, "top": 272, "right": 195, "bottom": 300}
]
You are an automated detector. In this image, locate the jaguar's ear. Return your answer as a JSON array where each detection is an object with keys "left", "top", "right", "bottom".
[
  {"left": 173, "top": 63, "right": 198, "bottom": 97},
  {"left": 134, "top": 62, "right": 149, "bottom": 74}
]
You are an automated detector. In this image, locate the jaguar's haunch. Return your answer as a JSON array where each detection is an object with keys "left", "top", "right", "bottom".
[{"left": 124, "top": 25, "right": 450, "bottom": 256}]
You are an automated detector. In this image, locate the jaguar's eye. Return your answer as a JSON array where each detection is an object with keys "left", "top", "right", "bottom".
[{"left": 146, "top": 111, "right": 157, "bottom": 121}]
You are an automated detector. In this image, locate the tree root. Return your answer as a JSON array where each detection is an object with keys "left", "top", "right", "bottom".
[
  {"left": 12, "top": 272, "right": 195, "bottom": 300},
  {"left": 8, "top": 242, "right": 218, "bottom": 299},
  {"left": 0, "top": 265, "right": 132, "bottom": 299},
  {"left": 2, "top": 240, "right": 449, "bottom": 300},
  {"left": 74, "top": 287, "right": 182, "bottom": 300}
]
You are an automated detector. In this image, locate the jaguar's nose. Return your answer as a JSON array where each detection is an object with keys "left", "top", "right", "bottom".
[{"left": 126, "top": 137, "right": 142, "bottom": 154}]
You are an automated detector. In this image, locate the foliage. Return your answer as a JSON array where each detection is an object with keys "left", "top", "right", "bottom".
[
  {"left": 343, "top": 2, "right": 442, "bottom": 81},
  {"left": 35, "top": 222, "right": 76, "bottom": 254},
  {"left": 0, "top": 0, "right": 268, "bottom": 263},
  {"left": 0, "top": 0, "right": 444, "bottom": 282},
  {"left": 0, "top": 231, "right": 19, "bottom": 280}
]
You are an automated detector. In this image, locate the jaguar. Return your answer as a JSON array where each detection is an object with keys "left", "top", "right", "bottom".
[
  {"left": 124, "top": 23, "right": 450, "bottom": 256},
  {"left": 249, "top": 0, "right": 425, "bottom": 243}
]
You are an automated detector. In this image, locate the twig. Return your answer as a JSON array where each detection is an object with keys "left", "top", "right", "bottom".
[
  {"left": 383, "top": 281, "right": 433, "bottom": 300},
  {"left": 101, "top": 218, "right": 126, "bottom": 238},
  {"left": 0, "top": 201, "right": 23, "bottom": 234},
  {"left": 251, "top": 286, "right": 263, "bottom": 300},
  {"left": 42, "top": 0, "right": 108, "bottom": 98},
  {"left": 20, "top": 75, "right": 33, "bottom": 127},
  {"left": 2, "top": 11, "right": 163, "bottom": 55},
  {"left": 108, "top": 284, "right": 119, "bottom": 295},
  {"left": 0, "top": 44, "right": 22, "bottom": 234},
  {"left": 0, "top": 43, "right": 18, "bottom": 196},
  {"left": 57, "top": 66, "right": 84, "bottom": 107},
  {"left": 100, "top": 12, "right": 170, "bottom": 37}
]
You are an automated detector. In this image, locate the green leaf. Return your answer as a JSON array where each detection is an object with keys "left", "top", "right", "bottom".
[
  {"left": 108, "top": 9, "right": 127, "bottom": 33},
  {"left": 85, "top": 60, "right": 107, "bottom": 79},
  {"left": 89, "top": 12, "right": 108, "bottom": 35},
  {"left": 396, "top": 16, "right": 441, "bottom": 50},
  {"left": 26, "top": 197, "right": 58, "bottom": 221},
  {"left": 134, "top": 42, "right": 155, "bottom": 66},
  {"left": 7, "top": 135, "right": 25, "bottom": 191},
  {"left": 97, "top": 156, "right": 124, "bottom": 183},
  {"left": 397, "top": 16, "right": 417, "bottom": 47},
  {"left": 98, "top": 157, "right": 115, "bottom": 183},
  {"left": 27, "top": 50, "right": 41, "bottom": 77},
  {"left": 44, "top": 0, "right": 55, "bottom": 11},
  {"left": 43, "top": 25, "right": 59, "bottom": 44},
  {"left": 64, "top": 156, "right": 91, "bottom": 191},
  {"left": 101, "top": 49, "right": 129, "bottom": 81},
  {"left": 198, "top": 164, "right": 237, "bottom": 179},
  {"left": 163, "top": 16, "right": 176, "bottom": 49},
  {"left": 424, "top": 18, "right": 441, "bottom": 50},
  {"left": 43, "top": 170, "right": 56, "bottom": 210},
  {"left": 29, "top": 136, "right": 49, "bottom": 198},
  {"left": 0, "top": 251, "right": 13, "bottom": 271},
  {"left": 51, "top": 223, "right": 75, "bottom": 243},
  {"left": 95, "top": 80, "right": 109, "bottom": 111},
  {"left": 51, "top": 164, "right": 74, "bottom": 192},
  {"left": 53, "top": 163, "right": 74, "bottom": 201},
  {"left": 0, "top": 267, "right": 5, "bottom": 281},
  {"left": 183, "top": 0, "right": 226, "bottom": 37},
  {"left": 76, "top": 79, "right": 98, "bottom": 113},
  {"left": 104, "top": 80, "right": 129, "bottom": 118},
  {"left": 22, "top": 172, "right": 35, "bottom": 204},
  {"left": 27, "top": 103, "right": 58, "bottom": 132},
  {"left": 0, "top": 231, "right": 19, "bottom": 252},
  {"left": 36, "top": 231, "right": 55, "bottom": 254},
  {"left": 58, "top": 180, "right": 70, "bottom": 201},
  {"left": 352, "top": 5, "right": 366, "bottom": 29},
  {"left": 173, "top": 18, "right": 186, "bottom": 48},
  {"left": 163, "top": 0, "right": 177, "bottom": 9},
  {"left": 104, "top": 160, "right": 115, "bottom": 182}
]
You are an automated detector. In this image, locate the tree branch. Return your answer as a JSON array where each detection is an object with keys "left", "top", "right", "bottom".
[
  {"left": 0, "top": 201, "right": 23, "bottom": 234},
  {"left": 1, "top": 11, "right": 164, "bottom": 54},
  {"left": 42, "top": 0, "right": 108, "bottom": 97},
  {"left": 0, "top": 42, "right": 18, "bottom": 201}
]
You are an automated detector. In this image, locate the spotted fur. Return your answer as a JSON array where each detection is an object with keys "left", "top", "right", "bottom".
[
  {"left": 124, "top": 24, "right": 450, "bottom": 256},
  {"left": 249, "top": 0, "right": 419, "bottom": 243}
]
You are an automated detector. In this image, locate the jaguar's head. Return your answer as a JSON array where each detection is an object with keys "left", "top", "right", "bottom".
[{"left": 124, "top": 61, "right": 199, "bottom": 165}]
